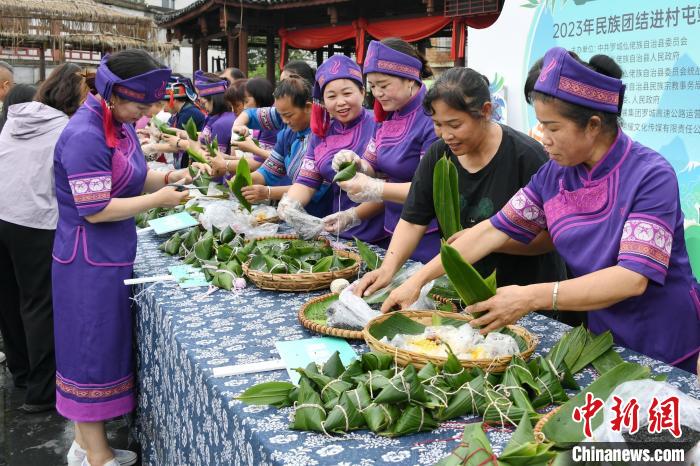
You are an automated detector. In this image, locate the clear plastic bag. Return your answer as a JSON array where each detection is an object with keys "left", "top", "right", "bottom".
[
  {"left": 283, "top": 207, "right": 324, "bottom": 240},
  {"left": 363, "top": 263, "right": 436, "bottom": 310},
  {"left": 589, "top": 379, "right": 700, "bottom": 463},
  {"left": 197, "top": 199, "right": 280, "bottom": 237},
  {"left": 326, "top": 285, "right": 381, "bottom": 330}
]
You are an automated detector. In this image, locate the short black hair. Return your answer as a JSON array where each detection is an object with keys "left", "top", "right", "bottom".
[
  {"left": 423, "top": 67, "right": 490, "bottom": 119},
  {"left": 273, "top": 75, "right": 311, "bottom": 109},
  {"left": 0, "top": 84, "right": 36, "bottom": 132},
  {"left": 283, "top": 60, "right": 315, "bottom": 87},
  {"left": 224, "top": 78, "right": 247, "bottom": 109},
  {"left": 525, "top": 51, "right": 623, "bottom": 133},
  {"left": 222, "top": 67, "right": 245, "bottom": 81},
  {"left": 35, "top": 63, "right": 84, "bottom": 116},
  {"left": 246, "top": 77, "right": 275, "bottom": 108},
  {"left": 106, "top": 49, "right": 166, "bottom": 80}
]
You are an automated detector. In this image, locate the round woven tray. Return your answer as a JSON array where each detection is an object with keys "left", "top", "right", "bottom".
[
  {"left": 533, "top": 405, "right": 561, "bottom": 444},
  {"left": 298, "top": 293, "right": 459, "bottom": 340},
  {"left": 243, "top": 249, "right": 361, "bottom": 292},
  {"left": 362, "top": 310, "right": 538, "bottom": 372}
]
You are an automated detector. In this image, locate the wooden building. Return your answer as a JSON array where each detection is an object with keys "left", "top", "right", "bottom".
[
  {"left": 0, "top": 0, "right": 168, "bottom": 81},
  {"left": 157, "top": 0, "right": 503, "bottom": 82}
]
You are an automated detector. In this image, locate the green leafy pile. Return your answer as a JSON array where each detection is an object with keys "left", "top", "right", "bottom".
[
  {"left": 158, "top": 225, "right": 252, "bottom": 290},
  {"left": 135, "top": 203, "right": 203, "bottom": 229},
  {"left": 247, "top": 238, "right": 355, "bottom": 274}
]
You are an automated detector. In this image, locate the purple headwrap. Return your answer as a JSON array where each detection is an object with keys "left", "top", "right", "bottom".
[
  {"left": 95, "top": 55, "right": 171, "bottom": 105},
  {"left": 311, "top": 55, "right": 364, "bottom": 137},
  {"left": 534, "top": 47, "right": 625, "bottom": 114},
  {"left": 363, "top": 40, "right": 422, "bottom": 82},
  {"left": 193, "top": 70, "right": 229, "bottom": 97},
  {"left": 94, "top": 55, "right": 171, "bottom": 148}
]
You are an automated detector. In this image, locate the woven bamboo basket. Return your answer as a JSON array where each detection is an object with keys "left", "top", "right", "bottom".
[
  {"left": 298, "top": 293, "right": 459, "bottom": 340},
  {"left": 362, "top": 310, "right": 538, "bottom": 373},
  {"left": 243, "top": 249, "right": 362, "bottom": 292},
  {"left": 533, "top": 405, "right": 562, "bottom": 444}
]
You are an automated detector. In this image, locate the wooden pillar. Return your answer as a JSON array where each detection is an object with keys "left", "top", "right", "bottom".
[
  {"left": 266, "top": 33, "right": 276, "bottom": 85},
  {"left": 455, "top": 28, "right": 466, "bottom": 67},
  {"left": 316, "top": 49, "right": 323, "bottom": 67},
  {"left": 200, "top": 39, "right": 209, "bottom": 72},
  {"left": 38, "top": 43, "right": 46, "bottom": 82},
  {"left": 227, "top": 33, "right": 238, "bottom": 68},
  {"left": 238, "top": 28, "right": 249, "bottom": 76},
  {"left": 192, "top": 40, "right": 200, "bottom": 74}
]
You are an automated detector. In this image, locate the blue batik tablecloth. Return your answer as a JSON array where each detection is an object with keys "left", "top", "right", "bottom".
[{"left": 132, "top": 231, "right": 700, "bottom": 466}]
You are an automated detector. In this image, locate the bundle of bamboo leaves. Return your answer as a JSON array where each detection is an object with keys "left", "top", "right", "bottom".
[
  {"left": 247, "top": 238, "right": 356, "bottom": 274},
  {"left": 239, "top": 348, "right": 571, "bottom": 437},
  {"left": 158, "top": 225, "right": 251, "bottom": 290},
  {"left": 136, "top": 203, "right": 204, "bottom": 229}
]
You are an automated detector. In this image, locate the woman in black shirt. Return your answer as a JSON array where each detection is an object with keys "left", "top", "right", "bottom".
[{"left": 356, "top": 68, "right": 572, "bottom": 319}]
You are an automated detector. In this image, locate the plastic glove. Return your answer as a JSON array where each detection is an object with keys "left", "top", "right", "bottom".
[
  {"left": 331, "top": 149, "right": 373, "bottom": 175},
  {"left": 337, "top": 173, "right": 384, "bottom": 203},
  {"left": 141, "top": 143, "right": 160, "bottom": 155},
  {"left": 277, "top": 193, "right": 304, "bottom": 221},
  {"left": 323, "top": 208, "right": 360, "bottom": 234}
]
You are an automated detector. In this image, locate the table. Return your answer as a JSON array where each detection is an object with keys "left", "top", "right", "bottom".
[{"left": 132, "top": 231, "right": 700, "bottom": 466}]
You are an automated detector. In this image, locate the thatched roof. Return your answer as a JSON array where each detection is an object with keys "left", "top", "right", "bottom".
[{"left": 0, "top": 0, "right": 170, "bottom": 54}]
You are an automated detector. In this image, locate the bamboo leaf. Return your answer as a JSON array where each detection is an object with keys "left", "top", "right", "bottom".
[
  {"left": 354, "top": 237, "right": 382, "bottom": 271},
  {"left": 569, "top": 331, "right": 614, "bottom": 374},
  {"left": 591, "top": 347, "right": 625, "bottom": 376},
  {"left": 184, "top": 117, "right": 198, "bottom": 141},
  {"left": 367, "top": 313, "right": 426, "bottom": 340},
  {"left": 236, "top": 381, "right": 295, "bottom": 407},
  {"left": 440, "top": 242, "right": 495, "bottom": 320},
  {"left": 229, "top": 157, "right": 253, "bottom": 212},
  {"left": 332, "top": 161, "right": 357, "bottom": 182},
  {"left": 433, "top": 155, "right": 462, "bottom": 240}
]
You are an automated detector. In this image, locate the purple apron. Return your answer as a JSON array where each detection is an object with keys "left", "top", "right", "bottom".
[
  {"left": 363, "top": 85, "right": 440, "bottom": 262},
  {"left": 492, "top": 130, "right": 700, "bottom": 373},
  {"left": 297, "top": 108, "right": 386, "bottom": 243},
  {"left": 52, "top": 94, "right": 148, "bottom": 421}
]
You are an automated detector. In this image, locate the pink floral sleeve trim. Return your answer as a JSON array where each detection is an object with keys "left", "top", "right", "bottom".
[
  {"left": 618, "top": 215, "right": 673, "bottom": 271},
  {"left": 498, "top": 188, "right": 547, "bottom": 237},
  {"left": 69, "top": 175, "right": 112, "bottom": 206}
]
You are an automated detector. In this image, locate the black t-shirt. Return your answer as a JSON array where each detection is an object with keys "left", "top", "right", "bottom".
[{"left": 402, "top": 124, "right": 566, "bottom": 286}]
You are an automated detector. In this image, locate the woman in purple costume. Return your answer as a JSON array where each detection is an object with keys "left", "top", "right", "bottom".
[
  {"left": 384, "top": 48, "right": 700, "bottom": 374},
  {"left": 332, "top": 39, "right": 440, "bottom": 262},
  {"left": 53, "top": 50, "right": 197, "bottom": 466},
  {"left": 193, "top": 70, "right": 236, "bottom": 155},
  {"left": 278, "top": 54, "right": 386, "bottom": 244}
]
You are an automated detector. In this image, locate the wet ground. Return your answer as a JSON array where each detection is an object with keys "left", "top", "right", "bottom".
[{"left": 0, "top": 359, "right": 140, "bottom": 466}]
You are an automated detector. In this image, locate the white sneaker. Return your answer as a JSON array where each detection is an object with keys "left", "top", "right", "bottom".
[
  {"left": 0, "top": 351, "right": 5, "bottom": 364},
  {"left": 68, "top": 441, "right": 137, "bottom": 466},
  {"left": 80, "top": 459, "right": 120, "bottom": 466}
]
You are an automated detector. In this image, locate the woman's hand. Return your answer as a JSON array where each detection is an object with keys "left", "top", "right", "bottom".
[
  {"left": 154, "top": 185, "right": 189, "bottom": 208},
  {"left": 190, "top": 163, "right": 213, "bottom": 177},
  {"left": 322, "top": 208, "right": 360, "bottom": 234},
  {"left": 467, "top": 285, "right": 535, "bottom": 334},
  {"left": 241, "top": 185, "right": 269, "bottom": 203},
  {"left": 207, "top": 152, "right": 227, "bottom": 177},
  {"left": 231, "top": 125, "right": 251, "bottom": 139},
  {"left": 353, "top": 266, "right": 394, "bottom": 299},
  {"left": 161, "top": 133, "right": 189, "bottom": 151},
  {"left": 380, "top": 278, "right": 422, "bottom": 313},
  {"left": 231, "top": 136, "right": 260, "bottom": 154},
  {"left": 337, "top": 173, "right": 384, "bottom": 203}
]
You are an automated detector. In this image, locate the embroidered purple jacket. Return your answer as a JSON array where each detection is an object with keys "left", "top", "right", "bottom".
[
  {"left": 296, "top": 108, "right": 386, "bottom": 243},
  {"left": 363, "top": 85, "right": 440, "bottom": 262},
  {"left": 491, "top": 130, "right": 700, "bottom": 372}
]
